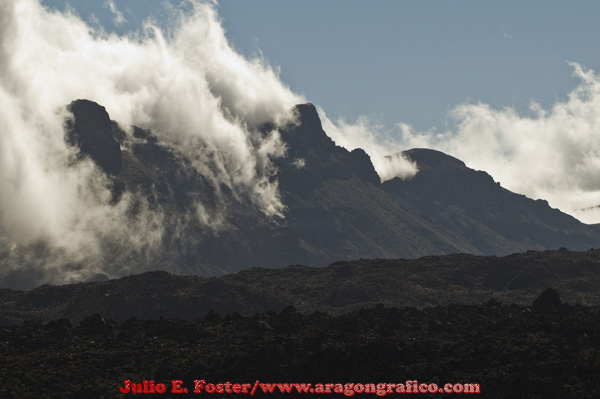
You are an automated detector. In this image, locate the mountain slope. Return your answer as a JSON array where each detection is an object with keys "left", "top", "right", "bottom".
[
  {"left": 274, "top": 104, "right": 600, "bottom": 260},
  {"left": 382, "top": 148, "right": 600, "bottom": 254},
  {"left": 2, "top": 99, "right": 600, "bottom": 288}
]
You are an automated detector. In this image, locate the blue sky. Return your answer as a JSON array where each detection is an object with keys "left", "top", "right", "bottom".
[{"left": 42, "top": 0, "right": 600, "bottom": 131}]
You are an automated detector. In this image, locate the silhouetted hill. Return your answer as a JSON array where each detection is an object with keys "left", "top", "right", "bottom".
[{"left": 2, "top": 249, "right": 600, "bottom": 325}]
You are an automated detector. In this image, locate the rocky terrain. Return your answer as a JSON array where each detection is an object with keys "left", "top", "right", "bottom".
[
  {"left": 1, "top": 250, "right": 599, "bottom": 398},
  {"left": 0, "top": 248, "right": 600, "bottom": 325},
  {"left": 0, "top": 288, "right": 598, "bottom": 399},
  {"left": 2, "top": 100, "right": 600, "bottom": 398}
]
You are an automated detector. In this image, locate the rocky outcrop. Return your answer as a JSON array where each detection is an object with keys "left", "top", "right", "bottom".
[
  {"left": 282, "top": 103, "right": 336, "bottom": 160},
  {"left": 532, "top": 288, "right": 562, "bottom": 314},
  {"left": 65, "top": 99, "right": 122, "bottom": 175}
]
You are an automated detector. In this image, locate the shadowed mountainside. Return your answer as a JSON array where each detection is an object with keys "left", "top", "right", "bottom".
[
  {"left": 2, "top": 99, "right": 600, "bottom": 288},
  {"left": 382, "top": 148, "right": 597, "bottom": 253}
]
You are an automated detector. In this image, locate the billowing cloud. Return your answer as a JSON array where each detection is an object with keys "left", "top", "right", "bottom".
[
  {"left": 399, "top": 62, "right": 600, "bottom": 224},
  {"left": 0, "top": 0, "right": 303, "bottom": 286}
]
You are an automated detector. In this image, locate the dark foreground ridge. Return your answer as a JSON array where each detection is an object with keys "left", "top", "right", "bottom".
[
  {"left": 1, "top": 249, "right": 600, "bottom": 324},
  {"left": 1, "top": 293, "right": 598, "bottom": 398}
]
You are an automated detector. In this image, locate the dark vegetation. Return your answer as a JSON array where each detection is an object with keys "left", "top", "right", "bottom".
[
  {"left": 1, "top": 250, "right": 599, "bottom": 398},
  {"left": 0, "top": 289, "right": 598, "bottom": 398}
]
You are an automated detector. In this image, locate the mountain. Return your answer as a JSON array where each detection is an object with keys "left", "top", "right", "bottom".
[
  {"left": 2, "top": 99, "right": 600, "bottom": 288},
  {"left": 382, "top": 148, "right": 600, "bottom": 253},
  {"left": 275, "top": 105, "right": 600, "bottom": 261}
]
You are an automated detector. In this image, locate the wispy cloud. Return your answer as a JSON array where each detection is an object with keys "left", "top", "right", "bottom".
[{"left": 103, "top": 0, "right": 127, "bottom": 26}]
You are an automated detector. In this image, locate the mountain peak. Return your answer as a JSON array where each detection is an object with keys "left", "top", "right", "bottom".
[
  {"left": 402, "top": 148, "right": 466, "bottom": 171},
  {"left": 292, "top": 103, "right": 320, "bottom": 125},
  {"left": 65, "top": 99, "right": 122, "bottom": 175},
  {"left": 12, "top": 98, "right": 594, "bottom": 290},
  {"left": 281, "top": 103, "right": 336, "bottom": 160}
]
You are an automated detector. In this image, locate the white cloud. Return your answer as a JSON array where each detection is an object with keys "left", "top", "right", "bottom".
[
  {"left": 0, "top": 0, "right": 303, "bottom": 285},
  {"left": 292, "top": 158, "right": 305, "bottom": 169}
]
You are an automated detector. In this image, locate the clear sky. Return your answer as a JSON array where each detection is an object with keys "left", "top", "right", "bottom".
[{"left": 41, "top": 0, "right": 600, "bottom": 131}]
